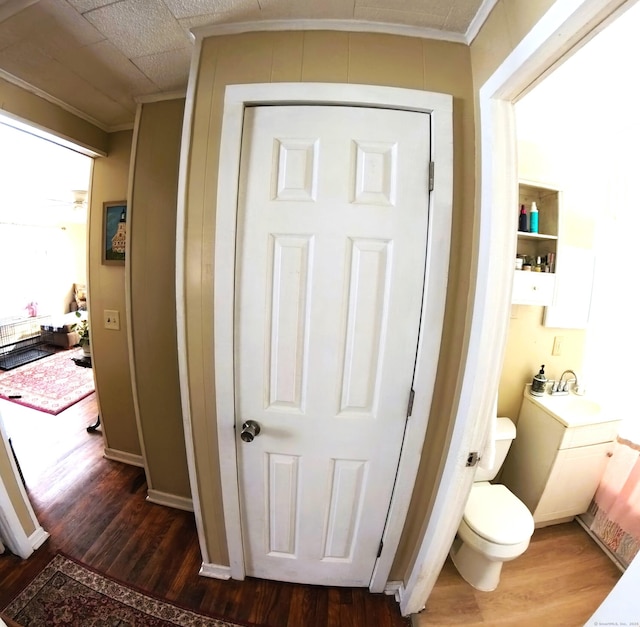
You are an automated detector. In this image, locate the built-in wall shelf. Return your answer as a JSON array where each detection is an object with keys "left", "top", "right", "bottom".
[
  {"left": 513, "top": 181, "right": 560, "bottom": 306},
  {"left": 516, "top": 231, "right": 558, "bottom": 241}
]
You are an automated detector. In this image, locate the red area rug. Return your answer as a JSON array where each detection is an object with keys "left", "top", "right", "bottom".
[
  {"left": 0, "top": 348, "right": 94, "bottom": 415},
  {"left": 2, "top": 554, "right": 251, "bottom": 627}
]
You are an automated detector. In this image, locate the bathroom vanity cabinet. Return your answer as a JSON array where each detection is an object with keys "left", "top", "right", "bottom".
[
  {"left": 512, "top": 181, "right": 559, "bottom": 306},
  {"left": 501, "top": 387, "right": 619, "bottom": 527}
]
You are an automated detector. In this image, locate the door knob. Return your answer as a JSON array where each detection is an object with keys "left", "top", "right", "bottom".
[{"left": 241, "top": 420, "right": 261, "bottom": 442}]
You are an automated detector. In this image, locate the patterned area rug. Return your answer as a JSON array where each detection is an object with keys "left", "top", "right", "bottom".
[
  {"left": 2, "top": 555, "right": 250, "bottom": 626},
  {"left": 0, "top": 348, "right": 94, "bottom": 415}
]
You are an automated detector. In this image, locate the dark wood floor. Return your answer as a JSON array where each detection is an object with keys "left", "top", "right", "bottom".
[
  {"left": 0, "top": 392, "right": 622, "bottom": 627},
  {"left": 0, "top": 393, "right": 410, "bottom": 627}
]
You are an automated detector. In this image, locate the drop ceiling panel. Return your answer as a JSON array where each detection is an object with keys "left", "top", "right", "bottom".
[
  {"left": 0, "top": 0, "right": 492, "bottom": 130},
  {"left": 0, "top": 40, "right": 134, "bottom": 126},
  {"left": 66, "top": 0, "right": 122, "bottom": 12},
  {"left": 132, "top": 47, "right": 192, "bottom": 92},
  {"left": 82, "top": 0, "right": 191, "bottom": 58},
  {"left": 255, "top": 0, "right": 355, "bottom": 20},
  {"left": 56, "top": 39, "right": 159, "bottom": 104},
  {"left": 163, "top": 0, "right": 260, "bottom": 20},
  {"left": 354, "top": 6, "right": 446, "bottom": 30}
]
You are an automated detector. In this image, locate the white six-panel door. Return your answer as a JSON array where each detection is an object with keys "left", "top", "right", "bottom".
[{"left": 235, "top": 105, "right": 431, "bottom": 586}]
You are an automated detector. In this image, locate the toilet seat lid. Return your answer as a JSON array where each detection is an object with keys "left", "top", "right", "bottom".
[{"left": 464, "top": 484, "right": 534, "bottom": 545}]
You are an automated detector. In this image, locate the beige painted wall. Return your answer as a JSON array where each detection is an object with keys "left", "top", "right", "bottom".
[
  {"left": 129, "top": 99, "right": 190, "bottom": 499},
  {"left": 183, "top": 30, "right": 475, "bottom": 574},
  {"left": 0, "top": 76, "right": 108, "bottom": 155},
  {"left": 88, "top": 131, "right": 140, "bottom": 456},
  {"left": 498, "top": 136, "right": 593, "bottom": 422},
  {"left": 470, "top": 0, "right": 557, "bottom": 88}
]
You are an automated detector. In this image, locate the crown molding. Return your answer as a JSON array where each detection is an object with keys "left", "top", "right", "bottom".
[
  {"left": 465, "top": 0, "right": 500, "bottom": 44},
  {"left": 191, "top": 18, "right": 467, "bottom": 43},
  {"left": 0, "top": 68, "right": 112, "bottom": 132},
  {"left": 135, "top": 89, "right": 188, "bottom": 104}
]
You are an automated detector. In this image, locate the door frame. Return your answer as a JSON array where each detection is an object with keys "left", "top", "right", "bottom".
[
  {"left": 213, "top": 83, "right": 453, "bottom": 589},
  {"left": 399, "top": 0, "right": 633, "bottom": 615}
]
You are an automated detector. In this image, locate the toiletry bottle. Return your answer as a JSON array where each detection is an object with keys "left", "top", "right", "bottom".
[
  {"left": 518, "top": 204, "right": 527, "bottom": 232},
  {"left": 529, "top": 201, "right": 539, "bottom": 233},
  {"left": 531, "top": 364, "right": 546, "bottom": 396}
]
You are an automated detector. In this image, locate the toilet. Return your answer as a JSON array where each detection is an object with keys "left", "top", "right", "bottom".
[{"left": 449, "top": 417, "right": 534, "bottom": 592}]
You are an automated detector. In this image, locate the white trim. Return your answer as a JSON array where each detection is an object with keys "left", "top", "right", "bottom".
[
  {"left": 213, "top": 82, "right": 452, "bottom": 587},
  {"left": 399, "top": 0, "right": 629, "bottom": 616},
  {"left": 0, "top": 68, "right": 111, "bottom": 133},
  {"left": 28, "top": 525, "right": 50, "bottom": 551},
  {"left": 0, "top": 109, "right": 106, "bottom": 158},
  {"left": 369, "top": 91, "right": 453, "bottom": 594},
  {"left": 109, "top": 122, "right": 135, "bottom": 132},
  {"left": 199, "top": 562, "right": 232, "bottom": 580},
  {"left": 0, "top": 479, "right": 33, "bottom": 559},
  {"left": 0, "top": 412, "right": 45, "bottom": 559},
  {"left": 465, "top": 0, "right": 499, "bottom": 44},
  {"left": 146, "top": 490, "right": 194, "bottom": 512},
  {"left": 103, "top": 448, "right": 145, "bottom": 467},
  {"left": 384, "top": 581, "right": 405, "bottom": 604},
  {"left": 125, "top": 102, "right": 153, "bottom": 495},
  {"left": 175, "top": 35, "right": 211, "bottom": 566},
  {"left": 135, "top": 90, "right": 187, "bottom": 104},
  {"left": 192, "top": 18, "right": 466, "bottom": 43}
]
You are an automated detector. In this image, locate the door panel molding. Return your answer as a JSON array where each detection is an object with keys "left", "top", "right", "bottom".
[{"left": 213, "top": 82, "right": 452, "bottom": 589}]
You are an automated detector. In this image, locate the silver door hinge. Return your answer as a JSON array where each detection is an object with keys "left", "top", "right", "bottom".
[
  {"left": 428, "top": 161, "right": 435, "bottom": 191},
  {"left": 466, "top": 451, "right": 480, "bottom": 467},
  {"left": 377, "top": 540, "right": 384, "bottom": 558},
  {"left": 406, "top": 388, "right": 415, "bottom": 418}
]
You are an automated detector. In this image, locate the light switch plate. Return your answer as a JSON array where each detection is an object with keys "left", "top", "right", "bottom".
[{"left": 104, "top": 309, "right": 120, "bottom": 330}]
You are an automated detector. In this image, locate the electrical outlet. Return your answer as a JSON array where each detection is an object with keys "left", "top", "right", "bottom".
[
  {"left": 104, "top": 309, "right": 120, "bottom": 331},
  {"left": 552, "top": 335, "right": 563, "bottom": 356}
]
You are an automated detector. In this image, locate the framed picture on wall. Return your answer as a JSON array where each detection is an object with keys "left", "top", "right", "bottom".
[{"left": 102, "top": 201, "right": 127, "bottom": 265}]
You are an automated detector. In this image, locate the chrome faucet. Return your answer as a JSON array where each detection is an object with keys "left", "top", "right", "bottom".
[{"left": 551, "top": 370, "right": 578, "bottom": 394}]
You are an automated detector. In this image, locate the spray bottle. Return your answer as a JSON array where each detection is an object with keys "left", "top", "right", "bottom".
[{"left": 529, "top": 202, "right": 539, "bottom": 233}]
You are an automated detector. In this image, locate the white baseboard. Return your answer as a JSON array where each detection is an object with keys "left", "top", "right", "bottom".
[
  {"left": 146, "top": 490, "right": 193, "bottom": 512},
  {"left": 384, "top": 580, "right": 405, "bottom": 603},
  {"left": 103, "top": 448, "right": 145, "bottom": 467},
  {"left": 199, "top": 562, "right": 232, "bottom": 580},
  {"left": 29, "top": 526, "right": 50, "bottom": 551}
]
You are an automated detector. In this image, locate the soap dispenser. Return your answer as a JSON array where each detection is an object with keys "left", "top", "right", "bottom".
[{"left": 531, "top": 364, "right": 547, "bottom": 396}]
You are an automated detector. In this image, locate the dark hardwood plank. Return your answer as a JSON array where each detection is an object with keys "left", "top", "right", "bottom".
[
  {"left": 0, "top": 394, "right": 409, "bottom": 627},
  {"left": 1, "top": 392, "right": 621, "bottom": 627}
]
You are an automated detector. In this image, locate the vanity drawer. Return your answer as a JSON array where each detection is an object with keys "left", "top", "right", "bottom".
[{"left": 559, "top": 420, "right": 620, "bottom": 449}]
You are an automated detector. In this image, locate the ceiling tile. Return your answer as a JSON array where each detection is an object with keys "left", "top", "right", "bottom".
[
  {"left": 82, "top": 0, "right": 190, "bottom": 58},
  {"left": 0, "top": 40, "right": 134, "bottom": 126},
  {"left": 56, "top": 39, "right": 159, "bottom": 103},
  {"left": 257, "top": 0, "right": 355, "bottom": 20},
  {"left": 444, "top": 3, "right": 482, "bottom": 33},
  {"left": 0, "top": 0, "right": 104, "bottom": 54},
  {"left": 354, "top": 6, "right": 446, "bottom": 30},
  {"left": 163, "top": 0, "right": 259, "bottom": 20},
  {"left": 66, "top": 0, "right": 123, "bottom": 12},
  {"left": 132, "top": 46, "right": 192, "bottom": 91},
  {"left": 356, "top": 0, "right": 450, "bottom": 17}
]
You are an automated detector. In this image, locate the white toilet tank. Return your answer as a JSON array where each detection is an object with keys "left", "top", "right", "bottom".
[{"left": 475, "top": 417, "right": 516, "bottom": 482}]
